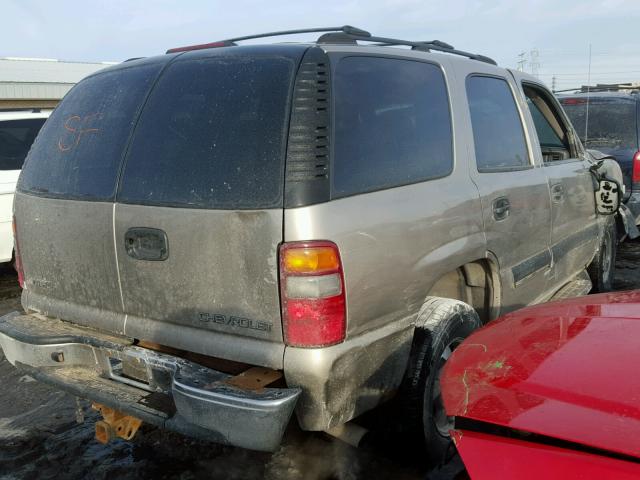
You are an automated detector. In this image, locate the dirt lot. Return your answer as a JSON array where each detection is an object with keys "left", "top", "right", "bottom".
[{"left": 1, "top": 242, "right": 639, "bottom": 480}]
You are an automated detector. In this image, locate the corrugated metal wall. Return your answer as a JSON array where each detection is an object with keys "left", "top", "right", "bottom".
[{"left": 0, "top": 58, "right": 115, "bottom": 109}]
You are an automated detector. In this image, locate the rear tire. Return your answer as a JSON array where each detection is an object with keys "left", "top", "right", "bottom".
[
  {"left": 399, "top": 297, "right": 482, "bottom": 467},
  {"left": 588, "top": 221, "right": 616, "bottom": 292}
]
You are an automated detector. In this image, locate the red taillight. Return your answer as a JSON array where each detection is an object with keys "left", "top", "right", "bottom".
[
  {"left": 632, "top": 151, "right": 640, "bottom": 184},
  {"left": 279, "top": 241, "right": 346, "bottom": 348},
  {"left": 12, "top": 216, "right": 24, "bottom": 288}
]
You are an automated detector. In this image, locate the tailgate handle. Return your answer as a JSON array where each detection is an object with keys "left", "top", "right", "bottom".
[{"left": 124, "top": 228, "right": 169, "bottom": 261}]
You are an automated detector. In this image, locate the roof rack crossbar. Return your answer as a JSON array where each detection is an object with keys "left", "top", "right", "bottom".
[
  {"left": 370, "top": 40, "right": 455, "bottom": 50},
  {"left": 344, "top": 33, "right": 496, "bottom": 65},
  {"left": 219, "top": 25, "right": 371, "bottom": 44}
]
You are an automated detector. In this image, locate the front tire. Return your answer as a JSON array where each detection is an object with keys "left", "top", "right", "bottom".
[
  {"left": 399, "top": 297, "right": 482, "bottom": 466},
  {"left": 588, "top": 221, "right": 616, "bottom": 292}
]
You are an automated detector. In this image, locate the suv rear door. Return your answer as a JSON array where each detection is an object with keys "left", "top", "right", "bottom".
[
  {"left": 456, "top": 63, "right": 553, "bottom": 312},
  {"left": 113, "top": 49, "right": 301, "bottom": 368},
  {"left": 16, "top": 61, "right": 166, "bottom": 333},
  {"left": 17, "top": 47, "right": 305, "bottom": 369}
]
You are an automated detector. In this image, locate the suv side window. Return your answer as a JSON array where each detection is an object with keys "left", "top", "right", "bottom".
[
  {"left": 466, "top": 76, "right": 530, "bottom": 171},
  {"left": 523, "top": 84, "right": 575, "bottom": 162},
  {"left": 333, "top": 56, "right": 453, "bottom": 198}
]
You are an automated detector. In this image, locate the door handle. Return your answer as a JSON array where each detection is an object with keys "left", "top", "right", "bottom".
[
  {"left": 551, "top": 183, "right": 565, "bottom": 203},
  {"left": 124, "top": 227, "right": 169, "bottom": 261},
  {"left": 492, "top": 197, "right": 511, "bottom": 221}
]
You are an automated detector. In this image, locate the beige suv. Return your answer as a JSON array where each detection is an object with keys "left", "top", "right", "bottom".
[{"left": 0, "top": 26, "right": 620, "bottom": 465}]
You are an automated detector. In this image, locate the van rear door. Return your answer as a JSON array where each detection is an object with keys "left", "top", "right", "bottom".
[{"left": 113, "top": 48, "right": 302, "bottom": 367}]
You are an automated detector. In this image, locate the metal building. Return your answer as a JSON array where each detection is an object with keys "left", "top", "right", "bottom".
[{"left": 0, "top": 57, "right": 116, "bottom": 109}]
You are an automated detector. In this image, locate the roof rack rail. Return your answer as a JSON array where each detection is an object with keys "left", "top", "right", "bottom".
[
  {"left": 166, "top": 25, "right": 496, "bottom": 65},
  {"left": 167, "top": 25, "right": 370, "bottom": 53},
  {"left": 341, "top": 33, "right": 496, "bottom": 64},
  {"left": 222, "top": 25, "right": 371, "bottom": 43}
]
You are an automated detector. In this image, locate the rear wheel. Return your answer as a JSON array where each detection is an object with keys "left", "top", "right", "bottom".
[
  {"left": 399, "top": 297, "right": 482, "bottom": 466},
  {"left": 588, "top": 221, "right": 616, "bottom": 292}
]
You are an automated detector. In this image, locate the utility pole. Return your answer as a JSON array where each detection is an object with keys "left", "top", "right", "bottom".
[
  {"left": 551, "top": 76, "right": 557, "bottom": 92},
  {"left": 585, "top": 43, "right": 592, "bottom": 144},
  {"left": 517, "top": 51, "right": 527, "bottom": 72},
  {"left": 529, "top": 49, "right": 540, "bottom": 78}
]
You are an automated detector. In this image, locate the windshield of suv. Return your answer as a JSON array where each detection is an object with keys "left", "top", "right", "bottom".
[
  {"left": 559, "top": 97, "right": 638, "bottom": 150},
  {"left": 0, "top": 118, "right": 47, "bottom": 170}
]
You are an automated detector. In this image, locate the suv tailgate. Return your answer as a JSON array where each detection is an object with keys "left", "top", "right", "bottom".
[
  {"left": 16, "top": 60, "right": 167, "bottom": 334},
  {"left": 114, "top": 204, "right": 285, "bottom": 366},
  {"left": 113, "top": 50, "right": 299, "bottom": 366},
  {"left": 16, "top": 47, "right": 307, "bottom": 368}
]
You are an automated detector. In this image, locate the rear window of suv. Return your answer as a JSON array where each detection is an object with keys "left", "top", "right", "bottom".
[
  {"left": 117, "top": 56, "right": 295, "bottom": 209},
  {"left": 0, "top": 118, "right": 47, "bottom": 170},
  {"left": 19, "top": 63, "right": 164, "bottom": 200},
  {"left": 19, "top": 53, "right": 296, "bottom": 210},
  {"left": 332, "top": 56, "right": 453, "bottom": 197}
]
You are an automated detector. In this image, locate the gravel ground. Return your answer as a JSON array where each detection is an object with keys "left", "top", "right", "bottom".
[{"left": 1, "top": 241, "right": 639, "bottom": 480}]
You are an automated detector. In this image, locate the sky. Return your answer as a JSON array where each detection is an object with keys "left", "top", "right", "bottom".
[{"left": 3, "top": 0, "right": 640, "bottom": 91}]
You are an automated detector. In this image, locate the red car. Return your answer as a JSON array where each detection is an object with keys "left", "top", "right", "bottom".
[{"left": 441, "top": 291, "right": 640, "bottom": 479}]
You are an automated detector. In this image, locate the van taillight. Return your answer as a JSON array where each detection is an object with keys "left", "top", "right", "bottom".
[
  {"left": 12, "top": 216, "right": 24, "bottom": 288},
  {"left": 632, "top": 151, "right": 640, "bottom": 184},
  {"left": 279, "top": 241, "right": 346, "bottom": 347}
]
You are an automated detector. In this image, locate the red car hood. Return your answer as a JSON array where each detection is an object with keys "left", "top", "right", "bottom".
[{"left": 442, "top": 290, "right": 640, "bottom": 459}]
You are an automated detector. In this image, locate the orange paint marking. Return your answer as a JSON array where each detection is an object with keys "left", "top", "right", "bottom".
[{"left": 57, "top": 113, "right": 103, "bottom": 152}]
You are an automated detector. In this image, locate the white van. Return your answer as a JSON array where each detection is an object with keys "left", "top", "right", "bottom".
[{"left": 0, "top": 110, "right": 50, "bottom": 263}]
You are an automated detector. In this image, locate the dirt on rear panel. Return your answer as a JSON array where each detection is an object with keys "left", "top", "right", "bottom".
[
  {"left": 0, "top": 266, "right": 422, "bottom": 480},
  {"left": 2, "top": 241, "right": 639, "bottom": 480}
]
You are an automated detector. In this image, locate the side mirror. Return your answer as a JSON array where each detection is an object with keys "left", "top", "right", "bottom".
[{"left": 595, "top": 179, "right": 621, "bottom": 215}]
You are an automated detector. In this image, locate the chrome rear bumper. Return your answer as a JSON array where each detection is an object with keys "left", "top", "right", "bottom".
[{"left": 0, "top": 311, "right": 300, "bottom": 451}]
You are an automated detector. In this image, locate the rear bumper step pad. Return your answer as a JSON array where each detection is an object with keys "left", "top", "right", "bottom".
[{"left": 0, "top": 312, "right": 300, "bottom": 452}]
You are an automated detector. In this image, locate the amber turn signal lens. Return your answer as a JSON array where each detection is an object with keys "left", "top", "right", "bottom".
[{"left": 283, "top": 246, "right": 340, "bottom": 274}]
